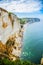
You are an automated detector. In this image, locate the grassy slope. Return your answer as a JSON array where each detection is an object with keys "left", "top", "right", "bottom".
[{"left": 0, "top": 58, "right": 39, "bottom": 65}]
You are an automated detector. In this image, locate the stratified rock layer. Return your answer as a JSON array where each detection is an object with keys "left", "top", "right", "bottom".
[{"left": 0, "top": 8, "right": 24, "bottom": 61}]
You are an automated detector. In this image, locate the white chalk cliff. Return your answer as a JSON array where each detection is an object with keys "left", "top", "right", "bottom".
[{"left": 0, "top": 8, "right": 24, "bottom": 61}]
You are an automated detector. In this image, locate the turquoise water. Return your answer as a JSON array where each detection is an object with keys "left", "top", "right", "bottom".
[{"left": 21, "top": 19, "right": 43, "bottom": 64}]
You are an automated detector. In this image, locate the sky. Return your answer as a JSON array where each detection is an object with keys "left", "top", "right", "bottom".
[{"left": 0, "top": 0, "right": 43, "bottom": 18}]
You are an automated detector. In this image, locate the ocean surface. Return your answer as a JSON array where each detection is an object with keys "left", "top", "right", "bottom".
[{"left": 21, "top": 19, "right": 43, "bottom": 64}]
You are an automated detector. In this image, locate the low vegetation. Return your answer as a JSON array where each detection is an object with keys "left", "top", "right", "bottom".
[{"left": 0, "top": 58, "right": 40, "bottom": 65}]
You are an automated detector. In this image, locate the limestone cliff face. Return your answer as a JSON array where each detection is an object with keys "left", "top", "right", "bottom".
[{"left": 0, "top": 8, "right": 24, "bottom": 61}]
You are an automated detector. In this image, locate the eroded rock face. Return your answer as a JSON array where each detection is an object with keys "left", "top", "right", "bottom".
[
  {"left": 0, "top": 8, "right": 24, "bottom": 61},
  {"left": 41, "top": 58, "right": 43, "bottom": 65}
]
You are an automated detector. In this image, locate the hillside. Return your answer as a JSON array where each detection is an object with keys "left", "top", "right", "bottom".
[{"left": 19, "top": 18, "right": 40, "bottom": 24}]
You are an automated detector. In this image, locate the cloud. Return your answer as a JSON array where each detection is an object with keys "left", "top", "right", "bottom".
[{"left": 0, "top": 0, "right": 42, "bottom": 13}]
